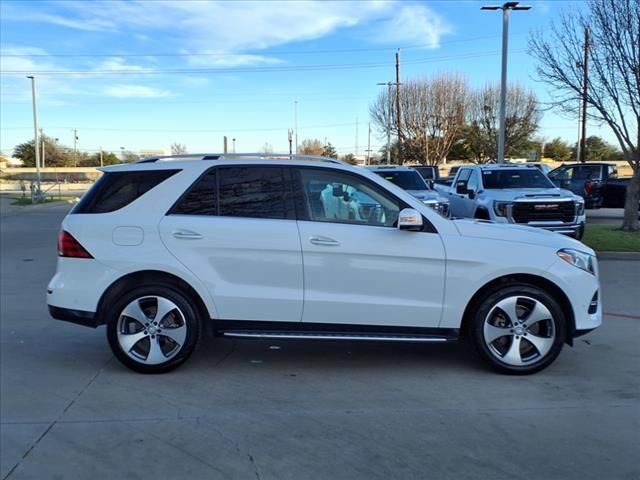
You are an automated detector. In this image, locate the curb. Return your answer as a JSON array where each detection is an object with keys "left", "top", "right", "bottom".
[{"left": 597, "top": 251, "right": 640, "bottom": 261}]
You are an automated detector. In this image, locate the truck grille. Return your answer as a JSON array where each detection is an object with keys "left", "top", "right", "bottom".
[{"left": 512, "top": 202, "right": 576, "bottom": 223}]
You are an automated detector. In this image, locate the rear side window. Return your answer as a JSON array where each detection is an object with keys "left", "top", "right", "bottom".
[
  {"left": 170, "top": 166, "right": 293, "bottom": 220},
  {"left": 218, "top": 167, "right": 288, "bottom": 219},
  {"left": 73, "top": 170, "right": 179, "bottom": 214}
]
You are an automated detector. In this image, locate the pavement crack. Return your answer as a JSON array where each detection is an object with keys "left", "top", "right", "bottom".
[
  {"left": 248, "top": 453, "right": 262, "bottom": 480},
  {"left": 2, "top": 357, "right": 113, "bottom": 479},
  {"left": 2, "top": 420, "right": 56, "bottom": 480}
]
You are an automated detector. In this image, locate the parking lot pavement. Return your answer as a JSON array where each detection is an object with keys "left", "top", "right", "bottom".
[{"left": 1, "top": 204, "right": 639, "bottom": 480}]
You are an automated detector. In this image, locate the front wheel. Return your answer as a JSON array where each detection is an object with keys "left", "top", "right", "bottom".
[
  {"left": 106, "top": 285, "right": 200, "bottom": 373},
  {"left": 470, "top": 284, "right": 566, "bottom": 375}
]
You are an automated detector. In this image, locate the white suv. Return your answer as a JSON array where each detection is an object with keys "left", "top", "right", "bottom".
[{"left": 47, "top": 154, "right": 602, "bottom": 374}]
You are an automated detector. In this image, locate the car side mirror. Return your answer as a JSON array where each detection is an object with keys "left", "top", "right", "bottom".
[
  {"left": 455, "top": 181, "right": 467, "bottom": 195},
  {"left": 468, "top": 189, "right": 476, "bottom": 200},
  {"left": 398, "top": 208, "right": 423, "bottom": 231},
  {"left": 332, "top": 185, "right": 344, "bottom": 197}
]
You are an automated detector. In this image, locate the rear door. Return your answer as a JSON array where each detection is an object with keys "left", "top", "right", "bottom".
[
  {"left": 159, "top": 166, "right": 303, "bottom": 322},
  {"left": 293, "top": 167, "right": 446, "bottom": 328}
]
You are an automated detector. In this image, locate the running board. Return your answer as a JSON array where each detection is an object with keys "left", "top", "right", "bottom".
[{"left": 221, "top": 330, "right": 456, "bottom": 343}]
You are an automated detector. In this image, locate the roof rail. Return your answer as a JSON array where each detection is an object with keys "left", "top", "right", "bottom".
[{"left": 137, "top": 153, "right": 344, "bottom": 165}]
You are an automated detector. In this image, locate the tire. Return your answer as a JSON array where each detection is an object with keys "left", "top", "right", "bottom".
[
  {"left": 106, "top": 284, "right": 201, "bottom": 374},
  {"left": 474, "top": 209, "right": 490, "bottom": 220},
  {"left": 470, "top": 284, "right": 566, "bottom": 375}
]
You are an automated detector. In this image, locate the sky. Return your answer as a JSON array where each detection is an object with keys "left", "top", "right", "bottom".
[{"left": 0, "top": 0, "right": 610, "bottom": 159}]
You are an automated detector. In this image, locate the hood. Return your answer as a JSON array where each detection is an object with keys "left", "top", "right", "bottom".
[
  {"left": 487, "top": 187, "right": 579, "bottom": 200},
  {"left": 453, "top": 218, "right": 594, "bottom": 254},
  {"left": 406, "top": 190, "right": 447, "bottom": 203}
]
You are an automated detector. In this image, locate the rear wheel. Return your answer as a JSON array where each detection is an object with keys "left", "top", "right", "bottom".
[
  {"left": 106, "top": 285, "right": 200, "bottom": 373},
  {"left": 474, "top": 209, "right": 490, "bottom": 220},
  {"left": 470, "top": 284, "right": 566, "bottom": 374}
]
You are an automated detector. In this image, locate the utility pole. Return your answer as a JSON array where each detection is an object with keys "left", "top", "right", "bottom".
[
  {"left": 368, "top": 122, "right": 372, "bottom": 163},
  {"left": 223, "top": 136, "right": 228, "bottom": 154},
  {"left": 481, "top": 2, "right": 531, "bottom": 163},
  {"left": 232, "top": 138, "right": 236, "bottom": 154},
  {"left": 579, "top": 26, "right": 589, "bottom": 163},
  {"left": 26, "top": 76, "right": 41, "bottom": 196},
  {"left": 73, "top": 129, "right": 78, "bottom": 167},
  {"left": 288, "top": 129, "right": 293, "bottom": 156},
  {"left": 395, "top": 50, "right": 403, "bottom": 164},
  {"left": 294, "top": 100, "right": 298, "bottom": 154},
  {"left": 40, "top": 128, "right": 45, "bottom": 169},
  {"left": 99, "top": 147, "right": 103, "bottom": 167}
]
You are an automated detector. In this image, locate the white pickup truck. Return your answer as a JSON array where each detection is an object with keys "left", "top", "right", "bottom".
[{"left": 434, "top": 164, "right": 586, "bottom": 239}]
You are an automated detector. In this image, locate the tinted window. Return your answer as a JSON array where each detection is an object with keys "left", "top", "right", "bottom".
[
  {"left": 218, "top": 167, "right": 288, "bottom": 219},
  {"left": 457, "top": 169, "right": 472, "bottom": 183},
  {"left": 573, "top": 165, "right": 602, "bottom": 180},
  {"left": 414, "top": 166, "right": 436, "bottom": 179},
  {"left": 374, "top": 170, "right": 428, "bottom": 191},
  {"left": 298, "top": 169, "right": 400, "bottom": 227},
  {"left": 482, "top": 169, "right": 554, "bottom": 189},
  {"left": 172, "top": 170, "right": 217, "bottom": 215},
  {"left": 467, "top": 170, "right": 480, "bottom": 191},
  {"left": 73, "top": 169, "right": 179, "bottom": 214}
]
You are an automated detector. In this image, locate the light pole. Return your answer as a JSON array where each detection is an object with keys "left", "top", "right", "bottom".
[
  {"left": 481, "top": 1, "right": 531, "bottom": 163},
  {"left": 377, "top": 81, "right": 401, "bottom": 165},
  {"left": 26, "top": 76, "right": 42, "bottom": 196},
  {"left": 294, "top": 100, "right": 298, "bottom": 154},
  {"left": 120, "top": 147, "right": 125, "bottom": 162},
  {"left": 288, "top": 129, "right": 293, "bottom": 156},
  {"left": 232, "top": 138, "right": 236, "bottom": 154}
]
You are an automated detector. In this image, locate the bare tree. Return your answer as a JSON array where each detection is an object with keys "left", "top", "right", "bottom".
[
  {"left": 529, "top": 0, "right": 639, "bottom": 231},
  {"left": 298, "top": 138, "right": 324, "bottom": 155},
  {"left": 170, "top": 142, "right": 187, "bottom": 155},
  {"left": 370, "top": 73, "right": 469, "bottom": 165},
  {"left": 465, "top": 83, "right": 541, "bottom": 163},
  {"left": 259, "top": 142, "right": 274, "bottom": 154}
]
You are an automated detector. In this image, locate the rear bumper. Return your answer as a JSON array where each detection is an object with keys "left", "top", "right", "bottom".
[{"left": 48, "top": 305, "right": 101, "bottom": 328}]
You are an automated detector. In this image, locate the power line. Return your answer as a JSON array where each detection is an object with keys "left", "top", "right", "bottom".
[
  {"left": 0, "top": 31, "right": 540, "bottom": 59},
  {"left": 0, "top": 49, "right": 525, "bottom": 76}
]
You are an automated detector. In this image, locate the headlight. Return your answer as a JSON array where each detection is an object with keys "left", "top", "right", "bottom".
[
  {"left": 494, "top": 201, "right": 512, "bottom": 217},
  {"left": 557, "top": 248, "right": 596, "bottom": 275},
  {"left": 576, "top": 201, "right": 585, "bottom": 216},
  {"left": 423, "top": 200, "right": 449, "bottom": 217}
]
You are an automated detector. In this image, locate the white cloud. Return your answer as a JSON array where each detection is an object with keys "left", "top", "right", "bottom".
[
  {"left": 103, "top": 84, "right": 173, "bottom": 98},
  {"left": 372, "top": 4, "right": 452, "bottom": 48}
]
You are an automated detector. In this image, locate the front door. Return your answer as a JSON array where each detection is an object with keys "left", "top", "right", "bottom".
[{"left": 294, "top": 167, "right": 446, "bottom": 328}]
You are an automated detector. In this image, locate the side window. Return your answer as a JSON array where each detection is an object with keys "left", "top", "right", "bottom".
[
  {"left": 467, "top": 170, "right": 480, "bottom": 191},
  {"left": 74, "top": 169, "right": 179, "bottom": 214},
  {"left": 608, "top": 166, "right": 618, "bottom": 179},
  {"left": 297, "top": 169, "right": 400, "bottom": 227},
  {"left": 457, "top": 169, "right": 472, "bottom": 183},
  {"left": 218, "top": 167, "right": 289, "bottom": 219},
  {"left": 172, "top": 170, "right": 217, "bottom": 215}
]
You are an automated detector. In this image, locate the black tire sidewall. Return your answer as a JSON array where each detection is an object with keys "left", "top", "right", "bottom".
[
  {"left": 471, "top": 284, "right": 566, "bottom": 375},
  {"left": 106, "top": 284, "right": 200, "bottom": 374}
]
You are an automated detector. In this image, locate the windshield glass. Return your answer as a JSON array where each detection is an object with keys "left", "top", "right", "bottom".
[
  {"left": 374, "top": 171, "right": 428, "bottom": 190},
  {"left": 482, "top": 169, "right": 554, "bottom": 189}
]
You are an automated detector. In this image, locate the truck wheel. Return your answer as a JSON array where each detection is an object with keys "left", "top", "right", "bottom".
[
  {"left": 474, "top": 209, "right": 490, "bottom": 220},
  {"left": 106, "top": 285, "right": 201, "bottom": 374},
  {"left": 470, "top": 284, "right": 566, "bottom": 375}
]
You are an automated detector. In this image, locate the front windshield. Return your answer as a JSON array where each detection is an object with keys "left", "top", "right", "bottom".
[
  {"left": 482, "top": 169, "right": 554, "bottom": 189},
  {"left": 374, "top": 171, "right": 428, "bottom": 190}
]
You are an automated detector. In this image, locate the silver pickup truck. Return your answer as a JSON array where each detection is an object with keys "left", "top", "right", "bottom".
[{"left": 434, "top": 164, "right": 586, "bottom": 239}]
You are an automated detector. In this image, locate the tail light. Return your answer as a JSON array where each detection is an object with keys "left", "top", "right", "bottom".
[
  {"left": 584, "top": 181, "right": 593, "bottom": 196},
  {"left": 58, "top": 230, "right": 93, "bottom": 258}
]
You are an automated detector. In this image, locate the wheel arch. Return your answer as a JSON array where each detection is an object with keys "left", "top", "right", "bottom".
[
  {"left": 459, "top": 274, "right": 576, "bottom": 345},
  {"left": 474, "top": 207, "right": 491, "bottom": 219},
  {"left": 96, "top": 270, "right": 210, "bottom": 327}
]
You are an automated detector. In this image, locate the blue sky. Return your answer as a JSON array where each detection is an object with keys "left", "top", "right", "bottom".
[{"left": 0, "top": 0, "right": 607, "bottom": 158}]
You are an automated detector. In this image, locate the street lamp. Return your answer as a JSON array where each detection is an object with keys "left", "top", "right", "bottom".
[
  {"left": 26, "top": 76, "right": 42, "bottom": 196},
  {"left": 232, "top": 138, "right": 236, "bottom": 154},
  {"left": 377, "top": 81, "right": 401, "bottom": 165},
  {"left": 120, "top": 147, "right": 125, "bottom": 162},
  {"left": 481, "top": 1, "right": 531, "bottom": 163}
]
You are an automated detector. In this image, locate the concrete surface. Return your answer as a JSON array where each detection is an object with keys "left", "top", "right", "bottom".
[{"left": 1, "top": 202, "right": 639, "bottom": 480}]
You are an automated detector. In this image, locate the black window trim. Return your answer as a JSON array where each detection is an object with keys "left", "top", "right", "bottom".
[
  {"left": 292, "top": 165, "right": 437, "bottom": 233},
  {"left": 167, "top": 164, "right": 296, "bottom": 220}
]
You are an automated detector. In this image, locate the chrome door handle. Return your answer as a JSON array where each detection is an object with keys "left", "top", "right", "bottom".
[
  {"left": 173, "top": 230, "right": 203, "bottom": 240},
  {"left": 309, "top": 236, "right": 340, "bottom": 246}
]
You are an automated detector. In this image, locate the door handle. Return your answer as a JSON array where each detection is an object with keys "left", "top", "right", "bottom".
[
  {"left": 309, "top": 236, "right": 340, "bottom": 246},
  {"left": 172, "top": 229, "right": 203, "bottom": 240}
]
